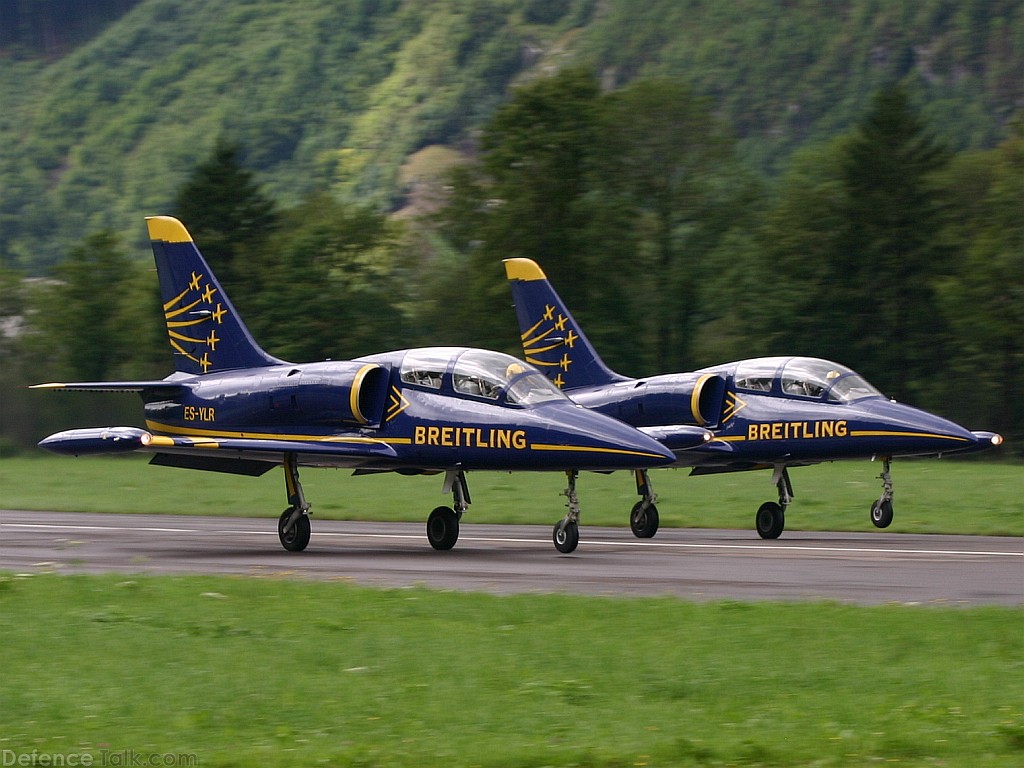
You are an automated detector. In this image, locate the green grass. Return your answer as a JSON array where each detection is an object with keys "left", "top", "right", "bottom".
[
  {"left": 2, "top": 456, "right": 1022, "bottom": 536},
  {"left": 0, "top": 572, "right": 1021, "bottom": 767}
]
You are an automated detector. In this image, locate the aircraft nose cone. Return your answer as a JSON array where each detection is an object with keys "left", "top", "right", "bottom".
[
  {"left": 967, "top": 431, "right": 1004, "bottom": 453},
  {"left": 865, "top": 400, "right": 995, "bottom": 456}
]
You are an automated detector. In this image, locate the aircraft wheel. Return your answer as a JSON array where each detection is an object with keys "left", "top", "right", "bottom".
[
  {"left": 755, "top": 502, "right": 785, "bottom": 539},
  {"left": 553, "top": 521, "right": 579, "bottom": 554},
  {"left": 870, "top": 499, "right": 894, "bottom": 529},
  {"left": 278, "top": 507, "right": 311, "bottom": 552},
  {"left": 630, "top": 501, "right": 659, "bottom": 538},
  {"left": 427, "top": 506, "right": 460, "bottom": 550}
]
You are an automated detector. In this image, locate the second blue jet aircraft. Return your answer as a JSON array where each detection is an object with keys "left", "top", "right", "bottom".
[{"left": 505, "top": 258, "right": 1002, "bottom": 540}]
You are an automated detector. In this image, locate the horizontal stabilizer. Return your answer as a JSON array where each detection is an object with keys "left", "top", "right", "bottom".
[{"left": 31, "top": 381, "right": 184, "bottom": 395}]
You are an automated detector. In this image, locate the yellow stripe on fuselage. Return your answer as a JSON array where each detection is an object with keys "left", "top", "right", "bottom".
[
  {"left": 145, "top": 420, "right": 384, "bottom": 445},
  {"left": 848, "top": 430, "right": 971, "bottom": 442},
  {"left": 530, "top": 444, "right": 667, "bottom": 459}
]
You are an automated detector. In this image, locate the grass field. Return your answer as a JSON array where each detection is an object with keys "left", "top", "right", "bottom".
[
  {"left": 0, "top": 572, "right": 1021, "bottom": 767},
  {"left": 1, "top": 455, "right": 1021, "bottom": 536}
]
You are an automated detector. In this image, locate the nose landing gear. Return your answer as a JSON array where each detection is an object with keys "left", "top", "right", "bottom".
[
  {"left": 553, "top": 470, "right": 581, "bottom": 553},
  {"left": 870, "top": 457, "right": 894, "bottom": 528}
]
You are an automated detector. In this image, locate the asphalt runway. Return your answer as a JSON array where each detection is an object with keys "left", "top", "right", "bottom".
[{"left": 1, "top": 510, "right": 1021, "bottom": 606}]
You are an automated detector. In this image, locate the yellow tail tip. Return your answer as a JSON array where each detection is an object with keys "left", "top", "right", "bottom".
[
  {"left": 503, "top": 258, "right": 546, "bottom": 281},
  {"left": 146, "top": 216, "right": 193, "bottom": 244}
]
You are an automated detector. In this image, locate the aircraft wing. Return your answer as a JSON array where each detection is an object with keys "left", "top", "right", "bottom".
[{"left": 37, "top": 426, "right": 399, "bottom": 466}]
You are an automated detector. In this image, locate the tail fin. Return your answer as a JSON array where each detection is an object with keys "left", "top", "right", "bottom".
[
  {"left": 504, "top": 258, "right": 628, "bottom": 390},
  {"left": 147, "top": 216, "right": 283, "bottom": 375}
]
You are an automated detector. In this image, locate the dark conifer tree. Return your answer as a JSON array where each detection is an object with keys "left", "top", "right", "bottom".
[
  {"left": 834, "top": 84, "right": 951, "bottom": 400},
  {"left": 173, "top": 138, "right": 278, "bottom": 311}
]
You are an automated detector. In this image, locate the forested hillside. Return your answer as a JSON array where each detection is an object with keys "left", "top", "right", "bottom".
[
  {"left": 1, "top": 0, "right": 1022, "bottom": 454},
  {"left": 0, "top": 0, "right": 1021, "bottom": 271}
]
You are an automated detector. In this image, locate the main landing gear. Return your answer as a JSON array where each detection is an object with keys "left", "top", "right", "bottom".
[
  {"left": 278, "top": 453, "right": 312, "bottom": 552},
  {"left": 870, "top": 457, "right": 894, "bottom": 528},
  {"left": 629, "top": 469, "right": 660, "bottom": 538},
  {"left": 755, "top": 465, "right": 791, "bottom": 539}
]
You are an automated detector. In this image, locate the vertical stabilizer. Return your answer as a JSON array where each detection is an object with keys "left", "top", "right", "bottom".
[
  {"left": 504, "top": 258, "right": 628, "bottom": 390},
  {"left": 147, "top": 216, "right": 283, "bottom": 374}
]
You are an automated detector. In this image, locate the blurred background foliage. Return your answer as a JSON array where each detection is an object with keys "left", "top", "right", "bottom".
[{"left": 0, "top": 0, "right": 1021, "bottom": 454}]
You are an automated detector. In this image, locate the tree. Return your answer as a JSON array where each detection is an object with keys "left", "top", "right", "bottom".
[
  {"left": 761, "top": 85, "right": 953, "bottom": 402},
  {"left": 30, "top": 230, "right": 139, "bottom": 381},
  {"left": 757, "top": 139, "right": 850, "bottom": 357},
  {"left": 433, "top": 71, "right": 748, "bottom": 372},
  {"left": 834, "top": 84, "right": 951, "bottom": 400},
  {"left": 173, "top": 138, "right": 279, "bottom": 312},
  {"left": 593, "top": 78, "right": 737, "bottom": 372},
  {"left": 477, "top": 67, "right": 602, "bottom": 305},
  {"left": 937, "top": 130, "right": 1024, "bottom": 448},
  {"left": 431, "top": 68, "right": 604, "bottom": 353},
  {"left": 249, "top": 191, "right": 409, "bottom": 362}
]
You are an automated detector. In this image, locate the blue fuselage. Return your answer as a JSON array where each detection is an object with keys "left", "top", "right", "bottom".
[
  {"left": 570, "top": 357, "right": 996, "bottom": 469},
  {"left": 136, "top": 348, "right": 677, "bottom": 473}
]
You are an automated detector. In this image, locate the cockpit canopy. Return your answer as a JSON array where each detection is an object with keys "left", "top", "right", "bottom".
[
  {"left": 731, "top": 357, "right": 882, "bottom": 402},
  {"left": 399, "top": 348, "right": 566, "bottom": 406}
]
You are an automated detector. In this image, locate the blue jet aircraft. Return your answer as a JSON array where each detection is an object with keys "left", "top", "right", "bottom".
[
  {"left": 504, "top": 258, "right": 1003, "bottom": 540},
  {"left": 33, "top": 217, "right": 692, "bottom": 554}
]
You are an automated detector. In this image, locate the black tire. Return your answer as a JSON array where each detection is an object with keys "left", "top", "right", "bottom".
[
  {"left": 427, "top": 506, "right": 460, "bottom": 550},
  {"left": 630, "top": 501, "right": 660, "bottom": 538},
  {"left": 278, "top": 508, "right": 311, "bottom": 552},
  {"left": 870, "top": 499, "right": 894, "bottom": 528},
  {"left": 755, "top": 501, "right": 785, "bottom": 539},
  {"left": 553, "top": 521, "right": 580, "bottom": 554}
]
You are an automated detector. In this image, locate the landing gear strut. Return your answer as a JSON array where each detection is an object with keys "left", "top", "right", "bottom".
[
  {"left": 755, "top": 465, "right": 791, "bottom": 540},
  {"left": 553, "top": 470, "right": 581, "bottom": 554},
  {"left": 630, "top": 469, "right": 660, "bottom": 538},
  {"left": 870, "top": 457, "right": 894, "bottom": 528},
  {"left": 278, "top": 453, "right": 311, "bottom": 552},
  {"left": 427, "top": 469, "right": 470, "bottom": 550}
]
